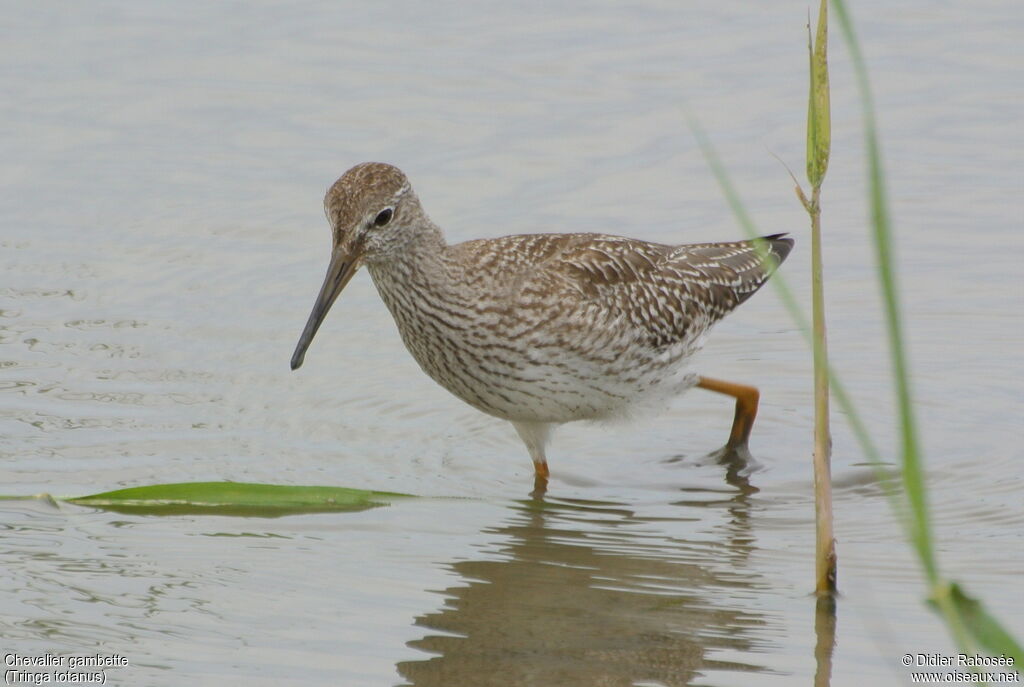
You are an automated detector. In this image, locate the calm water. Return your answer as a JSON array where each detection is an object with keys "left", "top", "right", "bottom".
[{"left": 2, "top": 1, "right": 1022, "bottom": 685}]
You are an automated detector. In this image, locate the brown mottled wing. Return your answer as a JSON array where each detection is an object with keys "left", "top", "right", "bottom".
[{"left": 547, "top": 233, "right": 793, "bottom": 348}]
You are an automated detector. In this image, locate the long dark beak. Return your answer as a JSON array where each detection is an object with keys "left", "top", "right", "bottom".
[{"left": 290, "top": 247, "right": 360, "bottom": 370}]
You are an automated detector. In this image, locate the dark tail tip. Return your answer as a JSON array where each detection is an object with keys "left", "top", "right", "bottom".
[{"left": 761, "top": 232, "right": 794, "bottom": 266}]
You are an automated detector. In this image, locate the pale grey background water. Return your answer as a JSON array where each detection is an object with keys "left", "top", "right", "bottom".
[{"left": 2, "top": 1, "right": 1022, "bottom": 685}]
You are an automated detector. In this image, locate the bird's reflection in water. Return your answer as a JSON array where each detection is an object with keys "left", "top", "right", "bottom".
[{"left": 397, "top": 450, "right": 776, "bottom": 687}]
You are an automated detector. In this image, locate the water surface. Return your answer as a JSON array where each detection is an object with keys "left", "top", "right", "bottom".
[{"left": 2, "top": 1, "right": 1022, "bottom": 685}]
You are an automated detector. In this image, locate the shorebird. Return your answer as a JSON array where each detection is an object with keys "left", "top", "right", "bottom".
[{"left": 291, "top": 162, "right": 792, "bottom": 483}]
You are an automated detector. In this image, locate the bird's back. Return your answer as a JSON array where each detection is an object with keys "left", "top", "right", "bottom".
[{"left": 451, "top": 231, "right": 792, "bottom": 350}]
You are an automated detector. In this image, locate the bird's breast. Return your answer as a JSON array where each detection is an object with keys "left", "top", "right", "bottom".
[{"left": 366, "top": 264, "right": 701, "bottom": 424}]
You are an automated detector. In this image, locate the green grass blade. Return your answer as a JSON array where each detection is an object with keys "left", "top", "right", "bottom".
[
  {"left": 65, "top": 481, "right": 414, "bottom": 517},
  {"left": 831, "top": 0, "right": 1019, "bottom": 662},
  {"left": 931, "top": 583, "right": 1024, "bottom": 665},
  {"left": 830, "top": 0, "right": 934, "bottom": 585},
  {"left": 694, "top": 97, "right": 1021, "bottom": 658}
]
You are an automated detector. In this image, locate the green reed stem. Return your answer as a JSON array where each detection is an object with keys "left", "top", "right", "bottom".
[{"left": 803, "top": 0, "right": 837, "bottom": 595}]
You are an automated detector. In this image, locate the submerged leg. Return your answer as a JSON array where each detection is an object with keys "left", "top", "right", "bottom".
[
  {"left": 696, "top": 376, "right": 761, "bottom": 449},
  {"left": 511, "top": 421, "right": 552, "bottom": 481}
]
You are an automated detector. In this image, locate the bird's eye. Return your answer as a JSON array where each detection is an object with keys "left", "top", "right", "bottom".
[{"left": 373, "top": 208, "right": 393, "bottom": 227}]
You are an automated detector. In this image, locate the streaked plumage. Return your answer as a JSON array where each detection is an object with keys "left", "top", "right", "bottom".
[{"left": 291, "top": 162, "right": 793, "bottom": 482}]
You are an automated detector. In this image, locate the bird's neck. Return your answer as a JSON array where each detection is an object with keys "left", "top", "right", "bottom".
[{"left": 365, "top": 221, "right": 460, "bottom": 307}]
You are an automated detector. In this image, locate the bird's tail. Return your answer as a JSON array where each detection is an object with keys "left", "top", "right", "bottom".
[
  {"left": 670, "top": 233, "right": 794, "bottom": 322},
  {"left": 734, "top": 233, "right": 793, "bottom": 303}
]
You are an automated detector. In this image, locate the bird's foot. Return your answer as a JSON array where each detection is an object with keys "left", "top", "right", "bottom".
[
  {"left": 530, "top": 472, "right": 549, "bottom": 498},
  {"left": 707, "top": 442, "right": 761, "bottom": 492}
]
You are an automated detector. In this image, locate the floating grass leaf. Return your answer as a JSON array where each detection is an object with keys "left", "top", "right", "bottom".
[{"left": 63, "top": 481, "right": 413, "bottom": 517}]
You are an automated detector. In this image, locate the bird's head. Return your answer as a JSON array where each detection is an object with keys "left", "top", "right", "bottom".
[{"left": 290, "top": 162, "right": 423, "bottom": 370}]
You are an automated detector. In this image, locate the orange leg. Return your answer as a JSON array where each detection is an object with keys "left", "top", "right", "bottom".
[
  {"left": 531, "top": 466, "right": 549, "bottom": 497},
  {"left": 696, "top": 376, "right": 761, "bottom": 449},
  {"left": 533, "top": 460, "right": 550, "bottom": 480}
]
